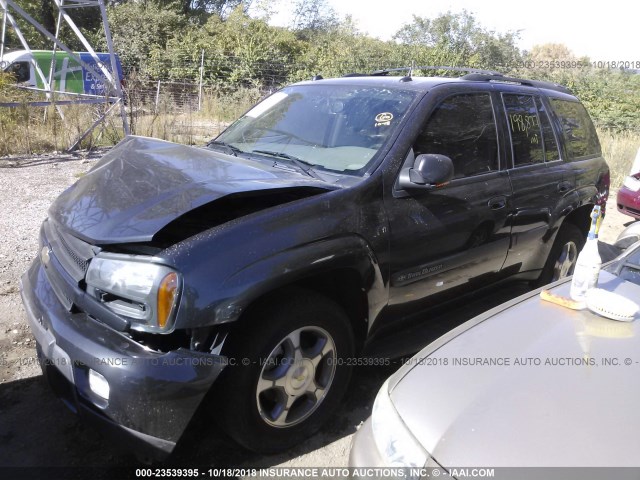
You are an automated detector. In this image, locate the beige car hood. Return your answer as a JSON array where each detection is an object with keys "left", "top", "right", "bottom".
[{"left": 391, "top": 271, "right": 640, "bottom": 467}]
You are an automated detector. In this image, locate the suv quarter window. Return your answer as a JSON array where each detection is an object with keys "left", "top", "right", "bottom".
[
  {"left": 549, "top": 98, "right": 601, "bottom": 160},
  {"left": 413, "top": 92, "right": 499, "bottom": 179}
]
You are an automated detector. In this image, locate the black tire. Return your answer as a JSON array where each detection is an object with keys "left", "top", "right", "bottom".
[
  {"left": 214, "top": 288, "right": 355, "bottom": 453},
  {"left": 534, "top": 223, "right": 585, "bottom": 287}
]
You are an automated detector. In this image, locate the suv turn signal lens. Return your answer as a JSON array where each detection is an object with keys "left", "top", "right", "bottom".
[{"left": 157, "top": 272, "right": 179, "bottom": 329}]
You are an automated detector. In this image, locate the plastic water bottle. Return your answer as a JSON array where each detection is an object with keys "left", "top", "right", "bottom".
[{"left": 570, "top": 205, "right": 602, "bottom": 303}]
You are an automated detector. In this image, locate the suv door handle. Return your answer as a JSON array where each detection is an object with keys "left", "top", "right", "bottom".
[
  {"left": 557, "top": 181, "right": 573, "bottom": 193},
  {"left": 488, "top": 196, "right": 507, "bottom": 210}
]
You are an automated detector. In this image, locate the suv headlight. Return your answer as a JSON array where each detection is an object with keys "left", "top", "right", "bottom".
[
  {"left": 371, "top": 379, "right": 429, "bottom": 470},
  {"left": 85, "top": 253, "right": 181, "bottom": 333}
]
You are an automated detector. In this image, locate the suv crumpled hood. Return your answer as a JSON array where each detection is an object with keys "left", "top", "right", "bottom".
[
  {"left": 49, "top": 136, "right": 333, "bottom": 244},
  {"left": 390, "top": 275, "right": 640, "bottom": 467}
]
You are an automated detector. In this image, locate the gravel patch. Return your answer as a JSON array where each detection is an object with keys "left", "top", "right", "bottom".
[{"left": 0, "top": 149, "right": 106, "bottom": 383}]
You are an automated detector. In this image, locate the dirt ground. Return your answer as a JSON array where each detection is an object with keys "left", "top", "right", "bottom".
[{"left": 0, "top": 151, "right": 632, "bottom": 474}]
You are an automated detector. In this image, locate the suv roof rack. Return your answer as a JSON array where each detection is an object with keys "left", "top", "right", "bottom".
[
  {"left": 370, "top": 65, "right": 503, "bottom": 76},
  {"left": 360, "top": 66, "right": 573, "bottom": 95},
  {"left": 461, "top": 73, "right": 572, "bottom": 94}
]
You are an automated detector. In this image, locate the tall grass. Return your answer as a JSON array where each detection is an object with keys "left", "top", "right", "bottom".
[
  {"left": 0, "top": 71, "right": 126, "bottom": 153},
  {"left": 113, "top": 86, "right": 261, "bottom": 146},
  {"left": 2, "top": 75, "right": 639, "bottom": 181},
  {"left": 0, "top": 102, "right": 125, "bottom": 155},
  {"left": 199, "top": 86, "right": 263, "bottom": 123},
  {"left": 598, "top": 129, "right": 640, "bottom": 188}
]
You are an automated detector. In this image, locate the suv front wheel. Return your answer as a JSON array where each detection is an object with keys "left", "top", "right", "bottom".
[{"left": 215, "top": 289, "right": 355, "bottom": 453}]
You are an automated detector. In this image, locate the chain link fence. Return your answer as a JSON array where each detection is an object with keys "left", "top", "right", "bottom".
[
  {"left": 124, "top": 50, "right": 395, "bottom": 114},
  {"left": 121, "top": 53, "right": 317, "bottom": 143}
]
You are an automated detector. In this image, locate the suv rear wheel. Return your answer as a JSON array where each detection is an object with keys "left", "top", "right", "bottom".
[
  {"left": 215, "top": 289, "right": 355, "bottom": 453},
  {"left": 535, "top": 223, "right": 585, "bottom": 287}
]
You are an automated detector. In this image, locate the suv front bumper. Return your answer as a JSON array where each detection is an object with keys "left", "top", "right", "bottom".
[{"left": 20, "top": 257, "right": 226, "bottom": 460}]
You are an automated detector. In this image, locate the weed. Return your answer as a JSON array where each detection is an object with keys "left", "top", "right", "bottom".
[{"left": 598, "top": 129, "right": 640, "bottom": 188}]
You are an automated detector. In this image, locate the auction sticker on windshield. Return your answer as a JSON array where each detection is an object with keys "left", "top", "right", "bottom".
[{"left": 375, "top": 112, "right": 393, "bottom": 127}]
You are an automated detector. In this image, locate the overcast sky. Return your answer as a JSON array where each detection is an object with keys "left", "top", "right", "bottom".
[{"left": 269, "top": 0, "right": 639, "bottom": 62}]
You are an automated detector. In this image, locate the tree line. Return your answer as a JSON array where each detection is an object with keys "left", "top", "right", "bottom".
[{"left": 5, "top": 0, "right": 640, "bottom": 131}]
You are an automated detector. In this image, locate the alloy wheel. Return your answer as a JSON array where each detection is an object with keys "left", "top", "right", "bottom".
[{"left": 255, "top": 326, "right": 337, "bottom": 428}]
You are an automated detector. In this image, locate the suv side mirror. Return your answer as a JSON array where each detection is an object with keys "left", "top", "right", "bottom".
[{"left": 398, "top": 154, "right": 454, "bottom": 190}]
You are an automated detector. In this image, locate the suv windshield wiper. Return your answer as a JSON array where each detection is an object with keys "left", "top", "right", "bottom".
[
  {"left": 206, "top": 140, "right": 244, "bottom": 157},
  {"left": 251, "top": 149, "right": 322, "bottom": 180}
]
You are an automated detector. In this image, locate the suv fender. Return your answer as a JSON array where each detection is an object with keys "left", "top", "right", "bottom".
[{"left": 215, "top": 234, "right": 386, "bottom": 328}]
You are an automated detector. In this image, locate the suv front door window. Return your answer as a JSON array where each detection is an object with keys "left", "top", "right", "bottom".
[{"left": 414, "top": 93, "right": 499, "bottom": 177}]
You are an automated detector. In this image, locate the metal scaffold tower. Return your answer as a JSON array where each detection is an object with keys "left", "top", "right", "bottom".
[{"left": 0, "top": 0, "right": 129, "bottom": 150}]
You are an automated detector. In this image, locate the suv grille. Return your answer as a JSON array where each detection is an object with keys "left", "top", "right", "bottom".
[
  {"left": 57, "top": 229, "right": 90, "bottom": 274},
  {"left": 44, "top": 220, "right": 96, "bottom": 283}
]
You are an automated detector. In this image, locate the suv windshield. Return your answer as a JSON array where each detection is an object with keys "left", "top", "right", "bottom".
[{"left": 213, "top": 84, "right": 418, "bottom": 175}]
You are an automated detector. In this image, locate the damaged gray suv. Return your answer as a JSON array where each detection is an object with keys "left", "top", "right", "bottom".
[{"left": 21, "top": 68, "right": 609, "bottom": 459}]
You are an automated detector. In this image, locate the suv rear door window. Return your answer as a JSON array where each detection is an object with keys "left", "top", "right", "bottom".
[
  {"left": 503, "top": 94, "right": 545, "bottom": 167},
  {"left": 414, "top": 93, "right": 498, "bottom": 178},
  {"left": 549, "top": 98, "right": 601, "bottom": 160}
]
